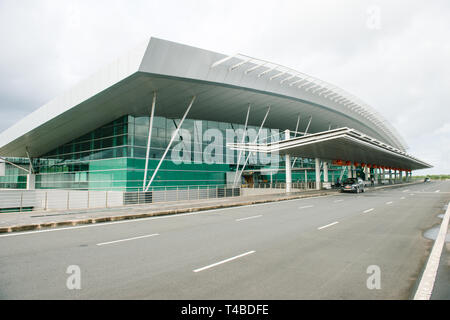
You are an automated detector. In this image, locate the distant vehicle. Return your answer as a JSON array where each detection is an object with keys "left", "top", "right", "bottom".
[
  {"left": 424, "top": 177, "right": 430, "bottom": 183},
  {"left": 341, "top": 177, "right": 365, "bottom": 193}
]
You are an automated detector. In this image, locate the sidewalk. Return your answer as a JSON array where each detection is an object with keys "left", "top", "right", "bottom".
[{"left": 0, "top": 181, "right": 420, "bottom": 234}]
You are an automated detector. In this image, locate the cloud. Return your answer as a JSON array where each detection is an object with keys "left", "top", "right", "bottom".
[{"left": 0, "top": 0, "right": 448, "bottom": 174}]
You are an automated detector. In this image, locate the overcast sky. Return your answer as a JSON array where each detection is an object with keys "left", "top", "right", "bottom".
[{"left": 0, "top": 0, "right": 448, "bottom": 174}]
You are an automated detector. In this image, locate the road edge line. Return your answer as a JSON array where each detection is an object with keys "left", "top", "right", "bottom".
[{"left": 413, "top": 201, "right": 450, "bottom": 300}]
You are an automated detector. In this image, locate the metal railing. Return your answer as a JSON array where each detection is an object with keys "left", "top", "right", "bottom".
[
  {"left": 242, "top": 181, "right": 317, "bottom": 190},
  {"left": 123, "top": 185, "right": 241, "bottom": 205},
  {"left": 0, "top": 189, "right": 124, "bottom": 213},
  {"left": 0, "top": 181, "right": 326, "bottom": 213}
]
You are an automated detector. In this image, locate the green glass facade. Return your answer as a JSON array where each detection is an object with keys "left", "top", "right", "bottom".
[{"left": 0, "top": 115, "right": 348, "bottom": 191}]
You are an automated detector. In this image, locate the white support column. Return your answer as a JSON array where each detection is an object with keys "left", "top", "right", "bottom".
[
  {"left": 285, "top": 130, "right": 292, "bottom": 193},
  {"left": 323, "top": 161, "right": 330, "bottom": 189},
  {"left": 399, "top": 170, "right": 403, "bottom": 183},
  {"left": 144, "top": 96, "right": 196, "bottom": 191},
  {"left": 389, "top": 169, "right": 392, "bottom": 184},
  {"left": 235, "top": 106, "right": 271, "bottom": 185},
  {"left": 26, "top": 161, "right": 35, "bottom": 190},
  {"left": 26, "top": 173, "right": 35, "bottom": 190},
  {"left": 143, "top": 91, "right": 157, "bottom": 190},
  {"left": 290, "top": 113, "right": 301, "bottom": 168},
  {"left": 348, "top": 165, "right": 353, "bottom": 178},
  {"left": 323, "top": 161, "right": 329, "bottom": 182},
  {"left": 315, "top": 158, "right": 321, "bottom": 190},
  {"left": 233, "top": 104, "right": 251, "bottom": 187},
  {"left": 364, "top": 165, "right": 369, "bottom": 182},
  {"left": 304, "top": 116, "right": 312, "bottom": 135}
]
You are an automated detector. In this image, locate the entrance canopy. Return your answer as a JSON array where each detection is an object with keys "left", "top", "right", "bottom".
[{"left": 227, "top": 128, "right": 431, "bottom": 171}]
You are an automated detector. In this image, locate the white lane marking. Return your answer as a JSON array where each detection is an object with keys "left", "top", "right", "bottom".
[
  {"left": 318, "top": 221, "right": 339, "bottom": 230},
  {"left": 386, "top": 201, "right": 393, "bottom": 205},
  {"left": 193, "top": 250, "right": 255, "bottom": 273},
  {"left": 363, "top": 208, "right": 375, "bottom": 213},
  {"left": 414, "top": 191, "right": 450, "bottom": 194},
  {"left": 334, "top": 199, "right": 344, "bottom": 203},
  {"left": 298, "top": 205, "right": 314, "bottom": 209},
  {"left": 0, "top": 195, "right": 337, "bottom": 238},
  {"left": 97, "top": 233, "right": 159, "bottom": 246},
  {"left": 435, "top": 190, "right": 440, "bottom": 193},
  {"left": 410, "top": 194, "right": 415, "bottom": 196},
  {"left": 414, "top": 201, "right": 450, "bottom": 300},
  {"left": 235, "top": 215, "right": 262, "bottom": 222},
  {"left": 400, "top": 197, "right": 406, "bottom": 200},
  {"left": 403, "top": 190, "right": 410, "bottom": 193}
]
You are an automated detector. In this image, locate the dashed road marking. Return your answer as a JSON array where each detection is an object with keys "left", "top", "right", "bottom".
[
  {"left": 97, "top": 233, "right": 159, "bottom": 246},
  {"left": 236, "top": 215, "right": 262, "bottom": 222},
  {"left": 193, "top": 251, "right": 256, "bottom": 273},
  {"left": 318, "top": 221, "right": 339, "bottom": 230}
]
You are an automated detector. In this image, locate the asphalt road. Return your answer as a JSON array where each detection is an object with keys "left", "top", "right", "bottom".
[{"left": 0, "top": 181, "right": 449, "bottom": 299}]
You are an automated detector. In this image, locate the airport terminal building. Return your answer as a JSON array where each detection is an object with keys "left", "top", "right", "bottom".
[{"left": 0, "top": 38, "right": 431, "bottom": 193}]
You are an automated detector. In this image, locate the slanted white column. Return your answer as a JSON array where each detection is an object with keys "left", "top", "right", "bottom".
[
  {"left": 315, "top": 158, "right": 321, "bottom": 190},
  {"left": 143, "top": 91, "right": 157, "bottom": 190},
  {"left": 144, "top": 96, "right": 196, "bottom": 191},
  {"left": 284, "top": 130, "right": 292, "bottom": 193}
]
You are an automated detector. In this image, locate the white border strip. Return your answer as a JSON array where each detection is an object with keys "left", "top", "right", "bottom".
[{"left": 414, "top": 202, "right": 450, "bottom": 300}]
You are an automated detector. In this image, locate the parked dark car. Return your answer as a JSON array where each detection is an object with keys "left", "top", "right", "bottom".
[{"left": 341, "top": 177, "right": 365, "bottom": 193}]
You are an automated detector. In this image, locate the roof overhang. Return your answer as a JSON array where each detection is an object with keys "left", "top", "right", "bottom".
[
  {"left": 227, "top": 128, "right": 432, "bottom": 171},
  {"left": 0, "top": 37, "right": 420, "bottom": 165}
]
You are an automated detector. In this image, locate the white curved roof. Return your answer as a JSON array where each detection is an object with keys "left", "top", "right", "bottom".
[
  {"left": 0, "top": 37, "right": 415, "bottom": 162},
  {"left": 211, "top": 53, "right": 408, "bottom": 151}
]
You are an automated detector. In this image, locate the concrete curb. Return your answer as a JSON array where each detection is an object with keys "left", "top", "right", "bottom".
[{"left": 0, "top": 181, "right": 422, "bottom": 234}]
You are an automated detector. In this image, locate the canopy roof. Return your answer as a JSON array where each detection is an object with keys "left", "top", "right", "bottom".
[{"left": 227, "top": 128, "right": 431, "bottom": 170}]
